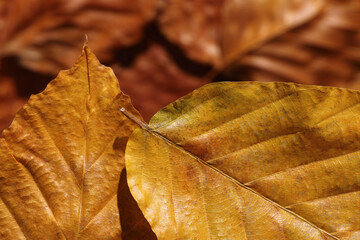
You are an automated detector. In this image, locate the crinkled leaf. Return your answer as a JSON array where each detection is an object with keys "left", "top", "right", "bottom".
[
  {"left": 0, "top": 46, "right": 152, "bottom": 239},
  {"left": 126, "top": 82, "right": 360, "bottom": 239}
]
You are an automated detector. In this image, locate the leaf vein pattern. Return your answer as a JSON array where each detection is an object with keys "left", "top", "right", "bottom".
[
  {"left": 241, "top": 203, "right": 249, "bottom": 240},
  {"left": 275, "top": 206, "right": 288, "bottom": 240},
  {"left": 198, "top": 167, "right": 212, "bottom": 239},
  {"left": 3, "top": 140, "right": 67, "bottom": 239},
  {"left": 145, "top": 128, "right": 339, "bottom": 239},
  {"left": 79, "top": 194, "right": 116, "bottom": 234},
  {"left": 188, "top": 96, "right": 360, "bottom": 160},
  {"left": 245, "top": 147, "right": 360, "bottom": 186},
  {"left": 205, "top": 100, "right": 360, "bottom": 186},
  {"left": 286, "top": 190, "right": 360, "bottom": 209},
  {"left": 77, "top": 46, "right": 91, "bottom": 238},
  {"left": 178, "top": 91, "right": 298, "bottom": 145},
  {"left": 207, "top": 132, "right": 299, "bottom": 163},
  {"left": 85, "top": 118, "right": 124, "bottom": 173},
  {"left": 315, "top": 102, "right": 360, "bottom": 126},
  {"left": 165, "top": 142, "right": 178, "bottom": 234},
  {"left": 31, "top": 106, "right": 80, "bottom": 189},
  {"left": 0, "top": 195, "right": 28, "bottom": 239},
  {"left": 153, "top": 87, "right": 233, "bottom": 130},
  {"left": 331, "top": 229, "right": 360, "bottom": 235}
]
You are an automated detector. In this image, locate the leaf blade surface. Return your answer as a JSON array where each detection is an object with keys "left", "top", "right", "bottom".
[
  {"left": 0, "top": 46, "right": 143, "bottom": 239},
  {"left": 126, "top": 82, "right": 360, "bottom": 239}
]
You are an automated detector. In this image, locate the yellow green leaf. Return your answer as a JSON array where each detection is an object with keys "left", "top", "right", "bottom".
[
  {"left": 0, "top": 46, "right": 149, "bottom": 239},
  {"left": 126, "top": 82, "right": 360, "bottom": 239}
]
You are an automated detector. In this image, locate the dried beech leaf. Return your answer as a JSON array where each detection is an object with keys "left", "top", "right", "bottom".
[
  {"left": 225, "top": 0, "right": 360, "bottom": 90},
  {"left": 158, "top": 0, "right": 324, "bottom": 67},
  {"left": 0, "top": 0, "right": 157, "bottom": 74},
  {"left": 0, "top": 46, "right": 148, "bottom": 239},
  {"left": 126, "top": 82, "right": 360, "bottom": 239}
]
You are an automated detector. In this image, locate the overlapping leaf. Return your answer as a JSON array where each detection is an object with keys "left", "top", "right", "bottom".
[
  {"left": 126, "top": 82, "right": 360, "bottom": 239},
  {"left": 0, "top": 46, "right": 149, "bottom": 239}
]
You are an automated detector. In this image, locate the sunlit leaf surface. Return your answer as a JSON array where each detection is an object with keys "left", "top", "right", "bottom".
[
  {"left": 0, "top": 46, "right": 143, "bottom": 239},
  {"left": 126, "top": 82, "right": 360, "bottom": 240}
]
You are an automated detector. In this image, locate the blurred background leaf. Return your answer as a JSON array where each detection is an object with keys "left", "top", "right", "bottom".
[
  {"left": 222, "top": 0, "right": 360, "bottom": 89},
  {"left": 157, "top": 0, "right": 324, "bottom": 67},
  {"left": 1, "top": 0, "right": 360, "bottom": 134},
  {"left": 0, "top": 0, "right": 158, "bottom": 74}
]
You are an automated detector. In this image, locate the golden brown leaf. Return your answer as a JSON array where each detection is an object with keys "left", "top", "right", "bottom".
[
  {"left": 0, "top": 0, "right": 157, "bottom": 74},
  {"left": 224, "top": 0, "right": 360, "bottom": 90},
  {"left": 126, "top": 81, "right": 360, "bottom": 239},
  {"left": 0, "top": 46, "right": 148, "bottom": 239},
  {"left": 157, "top": 0, "right": 324, "bottom": 67}
]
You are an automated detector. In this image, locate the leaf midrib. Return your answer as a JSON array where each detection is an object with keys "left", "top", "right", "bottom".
[
  {"left": 130, "top": 117, "right": 339, "bottom": 240},
  {"left": 76, "top": 45, "right": 91, "bottom": 239}
]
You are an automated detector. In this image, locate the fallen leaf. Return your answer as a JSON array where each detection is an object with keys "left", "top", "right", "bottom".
[
  {"left": 0, "top": 0, "right": 158, "bottom": 74},
  {"left": 224, "top": 0, "right": 360, "bottom": 90},
  {"left": 157, "top": 0, "right": 324, "bottom": 67},
  {"left": 0, "top": 45, "right": 151, "bottom": 239},
  {"left": 126, "top": 81, "right": 360, "bottom": 239}
]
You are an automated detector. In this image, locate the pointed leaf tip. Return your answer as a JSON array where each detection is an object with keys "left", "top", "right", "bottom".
[
  {"left": 85, "top": 34, "right": 89, "bottom": 45},
  {"left": 0, "top": 45, "right": 148, "bottom": 239}
]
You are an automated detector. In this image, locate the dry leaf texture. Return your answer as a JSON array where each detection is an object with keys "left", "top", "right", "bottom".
[
  {"left": 0, "top": 0, "right": 157, "bottom": 74},
  {"left": 158, "top": 0, "right": 324, "bottom": 67},
  {"left": 225, "top": 0, "right": 360, "bottom": 89},
  {"left": 126, "top": 82, "right": 360, "bottom": 239},
  {"left": 0, "top": 46, "right": 142, "bottom": 239}
]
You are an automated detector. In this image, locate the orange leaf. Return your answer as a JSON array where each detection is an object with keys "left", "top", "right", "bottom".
[
  {"left": 0, "top": 46, "right": 153, "bottom": 239},
  {"left": 126, "top": 82, "right": 360, "bottom": 239}
]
